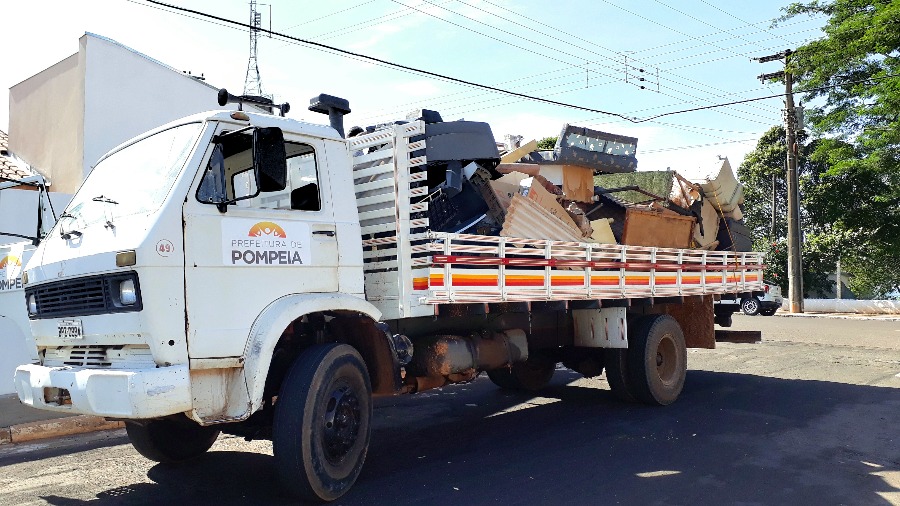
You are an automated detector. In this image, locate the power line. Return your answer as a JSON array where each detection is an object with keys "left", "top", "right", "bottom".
[
  {"left": 696, "top": 0, "right": 796, "bottom": 46},
  {"left": 443, "top": 0, "right": 787, "bottom": 119},
  {"left": 139, "top": 1, "right": 897, "bottom": 125},
  {"left": 280, "top": 1, "right": 377, "bottom": 33},
  {"left": 142, "top": 0, "right": 639, "bottom": 122}
]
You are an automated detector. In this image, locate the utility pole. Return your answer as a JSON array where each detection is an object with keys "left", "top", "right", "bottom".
[{"left": 755, "top": 49, "right": 804, "bottom": 313}]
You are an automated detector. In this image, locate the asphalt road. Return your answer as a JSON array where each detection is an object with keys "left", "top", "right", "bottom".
[{"left": 1, "top": 314, "right": 898, "bottom": 506}]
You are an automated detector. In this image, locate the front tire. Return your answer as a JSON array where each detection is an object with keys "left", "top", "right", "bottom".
[
  {"left": 125, "top": 417, "right": 220, "bottom": 463},
  {"left": 760, "top": 306, "right": 777, "bottom": 316},
  {"left": 626, "top": 314, "right": 687, "bottom": 406},
  {"left": 273, "top": 344, "right": 372, "bottom": 503},
  {"left": 741, "top": 296, "right": 761, "bottom": 316}
]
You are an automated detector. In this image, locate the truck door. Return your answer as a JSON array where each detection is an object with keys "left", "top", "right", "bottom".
[{"left": 182, "top": 126, "right": 339, "bottom": 359}]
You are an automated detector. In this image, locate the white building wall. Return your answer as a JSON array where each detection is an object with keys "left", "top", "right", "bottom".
[
  {"left": 8, "top": 54, "right": 84, "bottom": 194},
  {"left": 79, "top": 34, "right": 226, "bottom": 180},
  {"left": 9, "top": 32, "right": 251, "bottom": 194}
]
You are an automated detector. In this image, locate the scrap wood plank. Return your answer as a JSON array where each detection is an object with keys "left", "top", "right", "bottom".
[
  {"left": 715, "top": 330, "right": 762, "bottom": 343},
  {"left": 500, "top": 139, "right": 539, "bottom": 163}
]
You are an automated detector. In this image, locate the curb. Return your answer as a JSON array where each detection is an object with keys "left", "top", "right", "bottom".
[
  {"left": 0, "top": 416, "right": 124, "bottom": 445},
  {"left": 773, "top": 312, "right": 900, "bottom": 322}
]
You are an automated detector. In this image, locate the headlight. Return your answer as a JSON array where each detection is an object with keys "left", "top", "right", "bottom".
[
  {"left": 119, "top": 279, "right": 137, "bottom": 305},
  {"left": 27, "top": 294, "right": 37, "bottom": 315}
]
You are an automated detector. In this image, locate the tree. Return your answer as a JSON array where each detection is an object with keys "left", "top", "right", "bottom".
[
  {"left": 738, "top": 127, "right": 837, "bottom": 297},
  {"left": 536, "top": 136, "right": 557, "bottom": 150},
  {"left": 775, "top": 0, "right": 900, "bottom": 298}
]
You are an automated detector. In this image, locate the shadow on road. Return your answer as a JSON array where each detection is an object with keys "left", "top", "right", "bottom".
[{"left": 39, "top": 369, "right": 899, "bottom": 505}]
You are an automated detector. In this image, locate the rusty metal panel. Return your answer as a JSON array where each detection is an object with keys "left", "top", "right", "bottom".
[{"left": 658, "top": 295, "right": 715, "bottom": 349}]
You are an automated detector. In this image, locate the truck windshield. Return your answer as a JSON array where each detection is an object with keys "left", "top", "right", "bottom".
[{"left": 61, "top": 122, "right": 202, "bottom": 231}]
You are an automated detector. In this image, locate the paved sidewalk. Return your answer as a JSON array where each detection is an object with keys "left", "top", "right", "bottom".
[{"left": 0, "top": 393, "right": 122, "bottom": 445}]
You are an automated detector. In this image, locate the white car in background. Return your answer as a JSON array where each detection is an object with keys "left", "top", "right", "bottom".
[
  {"left": 741, "top": 282, "right": 783, "bottom": 315},
  {"left": 716, "top": 282, "right": 783, "bottom": 317}
]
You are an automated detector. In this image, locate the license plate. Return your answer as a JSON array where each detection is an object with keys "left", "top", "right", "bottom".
[{"left": 58, "top": 320, "right": 83, "bottom": 340}]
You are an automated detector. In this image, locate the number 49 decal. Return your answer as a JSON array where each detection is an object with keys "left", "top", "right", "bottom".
[{"left": 156, "top": 239, "right": 175, "bottom": 257}]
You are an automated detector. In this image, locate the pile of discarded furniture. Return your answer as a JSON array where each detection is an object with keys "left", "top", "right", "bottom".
[{"left": 353, "top": 112, "right": 750, "bottom": 252}]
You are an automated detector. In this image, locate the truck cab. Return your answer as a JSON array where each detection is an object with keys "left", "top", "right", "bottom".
[{"left": 16, "top": 109, "right": 379, "bottom": 420}]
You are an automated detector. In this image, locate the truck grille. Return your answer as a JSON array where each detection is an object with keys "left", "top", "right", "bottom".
[
  {"left": 42, "top": 345, "right": 155, "bottom": 369},
  {"left": 27, "top": 272, "right": 142, "bottom": 319}
]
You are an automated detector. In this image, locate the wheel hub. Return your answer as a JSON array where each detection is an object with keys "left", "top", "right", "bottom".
[
  {"left": 322, "top": 386, "right": 361, "bottom": 464},
  {"left": 655, "top": 335, "right": 678, "bottom": 385}
]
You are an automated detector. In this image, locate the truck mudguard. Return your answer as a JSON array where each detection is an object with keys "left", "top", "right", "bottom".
[{"left": 242, "top": 292, "right": 382, "bottom": 414}]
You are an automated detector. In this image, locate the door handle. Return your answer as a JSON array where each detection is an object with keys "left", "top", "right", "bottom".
[{"left": 313, "top": 230, "right": 335, "bottom": 237}]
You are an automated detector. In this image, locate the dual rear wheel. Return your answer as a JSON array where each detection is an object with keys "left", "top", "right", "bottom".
[{"left": 605, "top": 314, "right": 687, "bottom": 406}]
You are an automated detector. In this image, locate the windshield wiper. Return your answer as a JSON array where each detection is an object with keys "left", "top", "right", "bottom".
[{"left": 92, "top": 195, "right": 119, "bottom": 205}]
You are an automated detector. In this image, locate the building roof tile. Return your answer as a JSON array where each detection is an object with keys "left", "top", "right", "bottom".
[{"left": 0, "top": 130, "right": 38, "bottom": 182}]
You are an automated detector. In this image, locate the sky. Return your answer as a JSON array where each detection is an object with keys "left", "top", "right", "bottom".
[{"left": 0, "top": 0, "right": 827, "bottom": 182}]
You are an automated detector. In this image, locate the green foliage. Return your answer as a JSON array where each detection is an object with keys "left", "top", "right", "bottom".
[
  {"left": 768, "top": 0, "right": 900, "bottom": 298},
  {"left": 536, "top": 136, "right": 558, "bottom": 150},
  {"left": 739, "top": 127, "right": 836, "bottom": 296}
]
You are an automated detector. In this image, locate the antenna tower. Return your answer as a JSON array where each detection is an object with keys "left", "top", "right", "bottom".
[{"left": 243, "top": 0, "right": 270, "bottom": 98}]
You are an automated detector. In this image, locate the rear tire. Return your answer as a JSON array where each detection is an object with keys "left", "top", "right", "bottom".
[
  {"left": 487, "top": 358, "right": 556, "bottom": 391},
  {"left": 760, "top": 307, "right": 777, "bottom": 316},
  {"left": 604, "top": 348, "right": 636, "bottom": 402},
  {"left": 273, "top": 344, "right": 372, "bottom": 503},
  {"left": 125, "top": 417, "right": 220, "bottom": 463},
  {"left": 627, "top": 314, "right": 687, "bottom": 406}
]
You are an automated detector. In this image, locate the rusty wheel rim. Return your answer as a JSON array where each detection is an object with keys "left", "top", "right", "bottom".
[{"left": 655, "top": 334, "right": 678, "bottom": 387}]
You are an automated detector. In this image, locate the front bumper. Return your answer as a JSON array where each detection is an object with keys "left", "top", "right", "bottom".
[{"left": 14, "top": 364, "right": 192, "bottom": 419}]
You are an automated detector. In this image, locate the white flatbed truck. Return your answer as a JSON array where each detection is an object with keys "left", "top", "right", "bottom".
[{"left": 14, "top": 93, "right": 763, "bottom": 502}]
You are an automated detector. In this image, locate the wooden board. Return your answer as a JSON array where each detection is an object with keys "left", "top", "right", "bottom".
[
  {"left": 715, "top": 330, "right": 762, "bottom": 343},
  {"left": 500, "top": 139, "right": 538, "bottom": 163},
  {"left": 590, "top": 218, "right": 616, "bottom": 244},
  {"left": 621, "top": 208, "right": 695, "bottom": 249}
]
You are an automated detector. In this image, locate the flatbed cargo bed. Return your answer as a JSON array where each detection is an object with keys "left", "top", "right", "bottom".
[{"left": 351, "top": 122, "right": 763, "bottom": 320}]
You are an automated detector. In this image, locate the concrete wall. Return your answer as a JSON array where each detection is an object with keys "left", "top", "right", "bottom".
[
  {"left": 8, "top": 53, "right": 84, "bottom": 194},
  {"left": 789, "top": 299, "right": 900, "bottom": 315}
]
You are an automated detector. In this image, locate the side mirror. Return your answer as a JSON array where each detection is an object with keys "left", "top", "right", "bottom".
[{"left": 254, "top": 127, "right": 287, "bottom": 192}]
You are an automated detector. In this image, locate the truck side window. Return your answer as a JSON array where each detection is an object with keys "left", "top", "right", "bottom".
[{"left": 197, "top": 135, "right": 320, "bottom": 212}]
